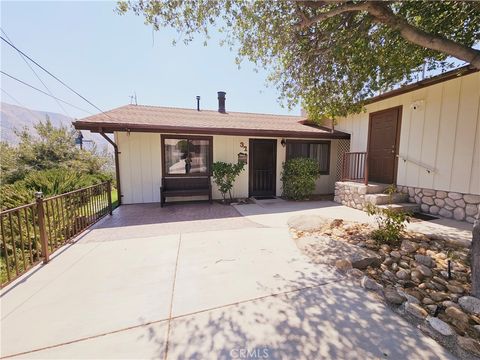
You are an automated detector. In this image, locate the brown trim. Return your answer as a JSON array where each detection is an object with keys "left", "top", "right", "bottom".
[
  {"left": 367, "top": 106, "right": 402, "bottom": 184},
  {"left": 249, "top": 139, "right": 277, "bottom": 197},
  {"left": 99, "top": 132, "right": 122, "bottom": 205},
  {"left": 285, "top": 139, "right": 331, "bottom": 175},
  {"left": 365, "top": 65, "right": 478, "bottom": 105},
  {"left": 160, "top": 135, "right": 213, "bottom": 178},
  {"left": 73, "top": 122, "right": 351, "bottom": 139}
]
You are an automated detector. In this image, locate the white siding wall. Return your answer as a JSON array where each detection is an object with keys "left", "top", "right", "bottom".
[
  {"left": 115, "top": 132, "right": 340, "bottom": 204},
  {"left": 335, "top": 72, "right": 480, "bottom": 195}
]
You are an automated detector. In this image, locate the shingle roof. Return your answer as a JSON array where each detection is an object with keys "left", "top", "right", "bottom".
[{"left": 73, "top": 104, "right": 350, "bottom": 139}]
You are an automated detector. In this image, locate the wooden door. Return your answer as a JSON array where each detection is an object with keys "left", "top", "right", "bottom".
[
  {"left": 249, "top": 139, "right": 277, "bottom": 197},
  {"left": 367, "top": 106, "right": 402, "bottom": 184}
]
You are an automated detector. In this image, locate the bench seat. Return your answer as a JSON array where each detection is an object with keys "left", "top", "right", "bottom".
[{"left": 160, "top": 176, "right": 212, "bottom": 207}]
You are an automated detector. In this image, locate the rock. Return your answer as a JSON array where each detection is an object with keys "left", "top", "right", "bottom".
[
  {"left": 335, "top": 259, "right": 353, "bottom": 272},
  {"left": 347, "top": 268, "right": 364, "bottom": 278},
  {"left": 429, "top": 206, "right": 440, "bottom": 215},
  {"left": 422, "top": 297, "right": 435, "bottom": 305},
  {"left": 458, "top": 296, "right": 480, "bottom": 315},
  {"left": 382, "top": 269, "right": 396, "bottom": 281},
  {"left": 434, "top": 198, "right": 445, "bottom": 207},
  {"left": 384, "top": 287, "right": 406, "bottom": 305},
  {"left": 438, "top": 208, "right": 453, "bottom": 218},
  {"left": 391, "top": 263, "right": 399, "bottom": 272},
  {"left": 396, "top": 269, "right": 410, "bottom": 280},
  {"left": 288, "top": 215, "right": 330, "bottom": 232},
  {"left": 437, "top": 191, "right": 447, "bottom": 199},
  {"left": 405, "top": 302, "right": 428, "bottom": 319},
  {"left": 446, "top": 284, "right": 464, "bottom": 294},
  {"left": 430, "top": 291, "right": 450, "bottom": 302},
  {"left": 416, "top": 264, "right": 432, "bottom": 277},
  {"left": 390, "top": 251, "right": 401, "bottom": 259},
  {"left": 455, "top": 199, "right": 466, "bottom": 208},
  {"left": 464, "top": 194, "right": 480, "bottom": 204},
  {"left": 398, "top": 289, "right": 420, "bottom": 304},
  {"left": 384, "top": 257, "right": 394, "bottom": 266},
  {"left": 474, "top": 325, "right": 480, "bottom": 337},
  {"left": 411, "top": 270, "right": 423, "bottom": 283},
  {"left": 422, "top": 196, "right": 434, "bottom": 205},
  {"left": 443, "top": 301, "right": 461, "bottom": 310},
  {"left": 350, "top": 251, "right": 383, "bottom": 269},
  {"left": 426, "top": 305, "right": 438, "bottom": 315},
  {"left": 399, "top": 261, "right": 410, "bottom": 269},
  {"left": 445, "top": 306, "right": 469, "bottom": 324},
  {"left": 453, "top": 207, "right": 466, "bottom": 221},
  {"left": 457, "top": 336, "right": 480, "bottom": 357},
  {"left": 426, "top": 316, "right": 455, "bottom": 336},
  {"left": 432, "top": 276, "right": 448, "bottom": 286},
  {"left": 445, "top": 198, "right": 456, "bottom": 207},
  {"left": 448, "top": 192, "right": 463, "bottom": 200},
  {"left": 405, "top": 288, "right": 424, "bottom": 301},
  {"left": 423, "top": 189, "right": 436, "bottom": 196},
  {"left": 361, "top": 276, "right": 383, "bottom": 292},
  {"left": 414, "top": 254, "right": 434, "bottom": 268},
  {"left": 466, "top": 204, "right": 478, "bottom": 216},
  {"left": 420, "top": 204, "right": 429, "bottom": 213},
  {"left": 401, "top": 240, "right": 418, "bottom": 253}
]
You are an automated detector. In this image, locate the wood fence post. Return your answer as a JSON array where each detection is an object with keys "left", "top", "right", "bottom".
[
  {"left": 35, "top": 192, "right": 50, "bottom": 264},
  {"left": 107, "top": 181, "right": 113, "bottom": 216}
]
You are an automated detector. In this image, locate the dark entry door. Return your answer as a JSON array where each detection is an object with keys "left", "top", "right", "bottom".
[
  {"left": 249, "top": 139, "right": 277, "bottom": 197},
  {"left": 367, "top": 106, "right": 402, "bottom": 184}
]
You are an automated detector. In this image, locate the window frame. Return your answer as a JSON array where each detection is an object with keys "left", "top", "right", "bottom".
[
  {"left": 285, "top": 139, "right": 331, "bottom": 175},
  {"left": 161, "top": 134, "right": 213, "bottom": 177}
]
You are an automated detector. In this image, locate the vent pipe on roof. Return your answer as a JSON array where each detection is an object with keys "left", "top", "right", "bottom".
[
  {"left": 217, "top": 91, "right": 226, "bottom": 113},
  {"left": 196, "top": 96, "right": 201, "bottom": 111}
]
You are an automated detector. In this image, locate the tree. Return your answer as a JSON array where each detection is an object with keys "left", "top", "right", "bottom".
[{"left": 117, "top": 1, "right": 480, "bottom": 120}]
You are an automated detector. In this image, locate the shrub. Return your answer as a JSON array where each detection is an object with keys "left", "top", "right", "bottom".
[
  {"left": 366, "top": 203, "right": 411, "bottom": 246},
  {"left": 212, "top": 161, "right": 245, "bottom": 202},
  {"left": 281, "top": 158, "right": 320, "bottom": 200}
]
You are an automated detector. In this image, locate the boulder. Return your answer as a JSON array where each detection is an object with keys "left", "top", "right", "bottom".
[
  {"left": 464, "top": 194, "right": 480, "bottom": 204},
  {"left": 415, "top": 264, "right": 432, "bottom": 277},
  {"left": 405, "top": 302, "right": 428, "bottom": 319},
  {"left": 384, "top": 287, "right": 406, "bottom": 305},
  {"left": 361, "top": 276, "right": 383, "bottom": 292},
  {"left": 458, "top": 296, "right": 480, "bottom": 315},
  {"left": 430, "top": 291, "right": 450, "bottom": 302},
  {"left": 401, "top": 240, "right": 418, "bottom": 253},
  {"left": 396, "top": 269, "right": 410, "bottom": 280},
  {"left": 414, "top": 254, "right": 434, "bottom": 268},
  {"left": 426, "top": 316, "right": 455, "bottom": 336},
  {"left": 445, "top": 306, "right": 469, "bottom": 324}
]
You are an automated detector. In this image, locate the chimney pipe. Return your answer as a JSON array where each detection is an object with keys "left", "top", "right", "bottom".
[
  {"left": 217, "top": 91, "right": 226, "bottom": 113},
  {"left": 196, "top": 96, "right": 201, "bottom": 111}
]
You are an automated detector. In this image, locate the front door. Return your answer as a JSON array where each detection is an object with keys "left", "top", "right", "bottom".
[
  {"left": 367, "top": 106, "right": 402, "bottom": 184},
  {"left": 249, "top": 139, "right": 277, "bottom": 197}
]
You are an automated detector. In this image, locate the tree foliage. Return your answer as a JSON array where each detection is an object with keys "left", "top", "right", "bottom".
[
  {"left": 117, "top": 1, "right": 480, "bottom": 121},
  {"left": 211, "top": 161, "right": 245, "bottom": 202},
  {"left": 0, "top": 118, "right": 113, "bottom": 210},
  {"left": 281, "top": 157, "right": 320, "bottom": 200}
]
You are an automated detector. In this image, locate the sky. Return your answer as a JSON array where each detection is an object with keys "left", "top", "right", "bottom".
[{"left": 1, "top": 1, "right": 301, "bottom": 119}]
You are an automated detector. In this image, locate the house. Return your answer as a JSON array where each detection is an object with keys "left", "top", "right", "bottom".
[
  {"left": 73, "top": 65, "right": 479, "bottom": 223},
  {"left": 334, "top": 65, "right": 479, "bottom": 223},
  {"left": 73, "top": 92, "right": 350, "bottom": 205}
]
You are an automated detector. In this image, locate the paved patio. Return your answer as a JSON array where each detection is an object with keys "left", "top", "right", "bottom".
[{"left": 1, "top": 201, "right": 466, "bottom": 359}]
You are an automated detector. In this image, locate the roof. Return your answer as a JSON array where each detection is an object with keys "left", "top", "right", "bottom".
[
  {"left": 365, "top": 65, "right": 479, "bottom": 105},
  {"left": 73, "top": 105, "right": 350, "bottom": 139}
]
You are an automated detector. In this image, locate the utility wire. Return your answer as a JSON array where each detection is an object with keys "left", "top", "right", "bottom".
[
  {"left": 1, "top": 88, "right": 47, "bottom": 123},
  {"left": 0, "top": 35, "right": 112, "bottom": 119},
  {"left": 1, "top": 28, "right": 72, "bottom": 118},
  {"left": 1, "top": 70, "right": 94, "bottom": 115}
]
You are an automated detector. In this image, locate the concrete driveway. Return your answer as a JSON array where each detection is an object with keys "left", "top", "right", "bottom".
[{"left": 1, "top": 202, "right": 456, "bottom": 359}]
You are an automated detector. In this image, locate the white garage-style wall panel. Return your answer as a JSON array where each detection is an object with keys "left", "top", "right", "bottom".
[{"left": 335, "top": 71, "right": 480, "bottom": 195}]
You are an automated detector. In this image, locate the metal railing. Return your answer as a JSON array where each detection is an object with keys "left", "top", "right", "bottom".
[
  {"left": 342, "top": 152, "right": 368, "bottom": 185},
  {"left": 1, "top": 181, "right": 112, "bottom": 287}
]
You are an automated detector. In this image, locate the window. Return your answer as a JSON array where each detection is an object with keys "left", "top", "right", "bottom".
[
  {"left": 162, "top": 136, "right": 212, "bottom": 176},
  {"left": 286, "top": 140, "right": 330, "bottom": 175}
]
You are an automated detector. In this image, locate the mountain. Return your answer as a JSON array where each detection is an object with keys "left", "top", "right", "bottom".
[{"left": 0, "top": 102, "right": 111, "bottom": 152}]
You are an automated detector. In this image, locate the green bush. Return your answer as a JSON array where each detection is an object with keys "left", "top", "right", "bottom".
[
  {"left": 281, "top": 158, "right": 320, "bottom": 200},
  {"left": 212, "top": 161, "right": 245, "bottom": 202},
  {"left": 366, "top": 203, "right": 411, "bottom": 246}
]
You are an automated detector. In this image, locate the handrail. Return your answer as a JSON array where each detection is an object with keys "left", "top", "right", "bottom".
[
  {"left": 397, "top": 154, "right": 436, "bottom": 173},
  {"left": 342, "top": 151, "right": 368, "bottom": 185}
]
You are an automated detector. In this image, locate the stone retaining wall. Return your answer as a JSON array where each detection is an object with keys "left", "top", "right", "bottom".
[
  {"left": 396, "top": 185, "right": 480, "bottom": 223},
  {"left": 334, "top": 181, "right": 368, "bottom": 210}
]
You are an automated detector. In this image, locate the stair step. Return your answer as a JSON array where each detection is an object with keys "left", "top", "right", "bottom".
[
  {"left": 365, "top": 193, "right": 409, "bottom": 205},
  {"left": 377, "top": 203, "right": 420, "bottom": 213},
  {"left": 366, "top": 183, "right": 390, "bottom": 194}
]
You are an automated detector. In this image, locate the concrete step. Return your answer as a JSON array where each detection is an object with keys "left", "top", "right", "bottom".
[
  {"left": 377, "top": 203, "right": 420, "bottom": 214},
  {"left": 366, "top": 183, "right": 390, "bottom": 194},
  {"left": 365, "top": 193, "right": 409, "bottom": 205}
]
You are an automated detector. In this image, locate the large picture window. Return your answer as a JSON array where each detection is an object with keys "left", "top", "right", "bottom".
[
  {"left": 286, "top": 140, "right": 331, "bottom": 175},
  {"left": 162, "top": 136, "right": 212, "bottom": 176}
]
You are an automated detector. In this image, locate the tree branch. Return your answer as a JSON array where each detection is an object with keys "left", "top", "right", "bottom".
[
  {"left": 365, "top": 2, "right": 480, "bottom": 69},
  {"left": 297, "top": 2, "right": 368, "bottom": 29}
]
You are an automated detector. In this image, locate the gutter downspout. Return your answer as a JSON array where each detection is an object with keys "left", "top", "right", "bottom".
[{"left": 99, "top": 131, "right": 122, "bottom": 206}]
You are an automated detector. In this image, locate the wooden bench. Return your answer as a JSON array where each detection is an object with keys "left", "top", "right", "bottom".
[{"left": 160, "top": 176, "right": 212, "bottom": 207}]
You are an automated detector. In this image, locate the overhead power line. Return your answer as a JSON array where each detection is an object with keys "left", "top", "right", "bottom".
[
  {"left": 1, "top": 70, "right": 94, "bottom": 115},
  {"left": 0, "top": 35, "right": 112, "bottom": 119},
  {"left": 1, "top": 28, "right": 71, "bottom": 118}
]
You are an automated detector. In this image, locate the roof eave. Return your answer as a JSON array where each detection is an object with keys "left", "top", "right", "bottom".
[{"left": 73, "top": 121, "right": 350, "bottom": 139}]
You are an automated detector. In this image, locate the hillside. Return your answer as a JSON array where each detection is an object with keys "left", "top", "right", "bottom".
[{"left": 0, "top": 102, "right": 111, "bottom": 151}]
